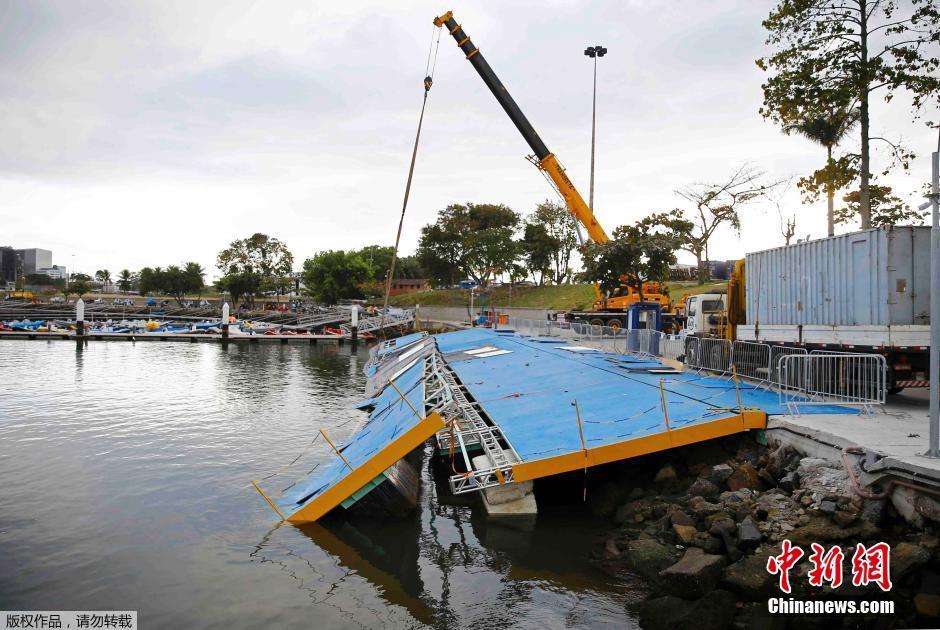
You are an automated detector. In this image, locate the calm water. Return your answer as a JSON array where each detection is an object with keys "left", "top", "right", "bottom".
[{"left": 0, "top": 340, "right": 635, "bottom": 628}]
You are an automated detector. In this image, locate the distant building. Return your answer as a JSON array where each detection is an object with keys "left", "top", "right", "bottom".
[
  {"left": 389, "top": 278, "right": 430, "bottom": 296},
  {"left": 0, "top": 246, "right": 18, "bottom": 285},
  {"left": 37, "top": 265, "right": 68, "bottom": 281},
  {"left": 669, "top": 263, "right": 697, "bottom": 281},
  {"left": 15, "top": 248, "right": 52, "bottom": 275}
]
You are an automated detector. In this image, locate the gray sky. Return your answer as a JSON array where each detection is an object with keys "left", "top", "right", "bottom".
[{"left": 1, "top": 0, "right": 937, "bottom": 280}]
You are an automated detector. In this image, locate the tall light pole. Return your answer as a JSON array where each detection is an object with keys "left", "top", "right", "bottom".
[{"left": 584, "top": 45, "right": 607, "bottom": 214}]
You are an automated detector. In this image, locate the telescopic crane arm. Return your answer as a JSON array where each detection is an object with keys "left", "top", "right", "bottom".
[{"left": 434, "top": 11, "right": 609, "bottom": 244}]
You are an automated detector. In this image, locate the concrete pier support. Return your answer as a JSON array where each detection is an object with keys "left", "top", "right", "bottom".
[{"left": 471, "top": 450, "right": 537, "bottom": 518}]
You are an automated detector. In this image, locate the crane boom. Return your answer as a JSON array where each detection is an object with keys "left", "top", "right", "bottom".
[{"left": 434, "top": 11, "right": 609, "bottom": 243}]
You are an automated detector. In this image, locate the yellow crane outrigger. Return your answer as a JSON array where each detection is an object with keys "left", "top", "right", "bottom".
[{"left": 434, "top": 11, "right": 670, "bottom": 317}]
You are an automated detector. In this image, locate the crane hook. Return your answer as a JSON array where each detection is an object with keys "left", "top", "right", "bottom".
[{"left": 423, "top": 75, "right": 433, "bottom": 92}]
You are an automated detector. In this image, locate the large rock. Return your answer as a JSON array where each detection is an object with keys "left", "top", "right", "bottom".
[
  {"left": 670, "top": 509, "right": 695, "bottom": 527},
  {"left": 637, "top": 590, "right": 736, "bottom": 630},
  {"left": 787, "top": 516, "right": 880, "bottom": 544},
  {"left": 587, "top": 482, "right": 626, "bottom": 518},
  {"left": 688, "top": 477, "right": 721, "bottom": 499},
  {"left": 737, "top": 516, "right": 762, "bottom": 549},
  {"left": 722, "top": 546, "right": 777, "bottom": 598},
  {"left": 707, "top": 515, "right": 736, "bottom": 535},
  {"left": 726, "top": 462, "right": 764, "bottom": 491},
  {"left": 659, "top": 547, "right": 726, "bottom": 598},
  {"left": 688, "top": 496, "right": 723, "bottom": 518},
  {"left": 764, "top": 444, "right": 797, "bottom": 480},
  {"left": 778, "top": 471, "right": 799, "bottom": 492},
  {"left": 673, "top": 524, "right": 698, "bottom": 545},
  {"left": 623, "top": 538, "right": 680, "bottom": 582},
  {"left": 796, "top": 457, "right": 851, "bottom": 506},
  {"left": 615, "top": 498, "right": 652, "bottom": 524},
  {"left": 654, "top": 463, "right": 678, "bottom": 483},
  {"left": 892, "top": 542, "right": 931, "bottom": 582},
  {"left": 709, "top": 463, "right": 734, "bottom": 484}
]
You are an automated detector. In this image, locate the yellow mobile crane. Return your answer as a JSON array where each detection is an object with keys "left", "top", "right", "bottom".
[{"left": 434, "top": 11, "right": 671, "bottom": 327}]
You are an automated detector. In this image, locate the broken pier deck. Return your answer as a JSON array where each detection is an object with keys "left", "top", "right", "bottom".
[{"left": 261, "top": 328, "right": 851, "bottom": 524}]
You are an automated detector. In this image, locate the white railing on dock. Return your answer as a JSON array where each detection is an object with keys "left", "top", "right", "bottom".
[
  {"left": 731, "top": 340, "right": 772, "bottom": 383},
  {"left": 340, "top": 311, "right": 415, "bottom": 335},
  {"left": 777, "top": 353, "right": 888, "bottom": 414},
  {"left": 685, "top": 337, "right": 733, "bottom": 375},
  {"left": 769, "top": 346, "right": 808, "bottom": 385}
]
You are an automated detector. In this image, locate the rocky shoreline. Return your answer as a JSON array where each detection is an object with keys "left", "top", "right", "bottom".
[{"left": 587, "top": 435, "right": 940, "bottom": 629}]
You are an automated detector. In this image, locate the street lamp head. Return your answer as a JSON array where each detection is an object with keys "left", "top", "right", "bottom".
[
  {"left": 584, "top": 46, "right": 596, "bottom": 58},
  {"left": 595, "top": 45, "right": 607, "bottom": 57}
]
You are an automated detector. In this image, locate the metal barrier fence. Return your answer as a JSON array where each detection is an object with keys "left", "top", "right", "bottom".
[
  {"left": 777, "top": 353, "right": 888, "bottom": 414},
  {"left": 769, "top": 346, "right": 808, "bottom": 384},
  {"left": 502, "top": 318, "right": 886, "bottom": 412},
  {"left": 506, "top": 318, "right": 684, "bottom": 361},
  {"left": 731, "top": 340, "right": 772, "bottom": 383},
  {"left": 685, "top": 337, "right": 733, "bottom": 375}
]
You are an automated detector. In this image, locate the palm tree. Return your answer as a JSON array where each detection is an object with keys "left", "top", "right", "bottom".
[
  {"left": 784, "top": 106, "right": 859, "bottom": 237},
  {"left": 94, "top": 269, "right": 112, "bottom": 292},
  {"left": 117, "top": 269, "right": 133, "bottom": 294}
]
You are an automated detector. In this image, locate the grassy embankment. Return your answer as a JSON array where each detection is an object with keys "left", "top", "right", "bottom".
[{"left": 388, "top": 280, "right": 728, "bottom": 311}]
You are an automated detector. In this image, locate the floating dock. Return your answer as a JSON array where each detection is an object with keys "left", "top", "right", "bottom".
[
  {"left": 0, "top": 330, "right": 350, "bottom": 344},
  {"left": 259, "top": 328, "right": 852, "bottom": 524}
]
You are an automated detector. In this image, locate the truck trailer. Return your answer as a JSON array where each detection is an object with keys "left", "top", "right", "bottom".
[{"left": 691, "top": 226, "right": 930, "bottom": 392}]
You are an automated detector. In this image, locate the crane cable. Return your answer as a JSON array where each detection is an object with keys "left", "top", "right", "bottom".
[{"left": 380, "top": 24, "right": 443, "bottom": 338}]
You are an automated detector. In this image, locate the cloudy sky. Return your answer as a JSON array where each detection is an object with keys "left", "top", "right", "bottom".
[{"left": 1, "top": 0, "right": 937, "bottom": 280}]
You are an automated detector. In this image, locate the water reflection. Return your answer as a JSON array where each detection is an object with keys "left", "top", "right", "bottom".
[
  {"left": 254, "top": 445, "right": 636, "bottom": 629},
  {"left": 0, "top": 341, "right": 636, "bottom": 629}
]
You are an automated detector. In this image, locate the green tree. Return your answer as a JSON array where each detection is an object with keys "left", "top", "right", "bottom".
[
  {"left": 217, "top": 233, "right": 293, "bottom": 293},
  {"left": 758, "top": 0, "right": 940, "bottom": 228},
  {"left": 520, "top": 223, "right": 555, "bottom": 285},
  {"left": 137, "top": 267, "right": 163, "bottom": 296},
  {"left": 301, "top": 250, "right": 371, "bottom": 305},
  {"left": 529, "top": 200, "right": 579, "bottom": 284},
  {"left": 68, "top": 273, "right": 92, "bottom": 299},
  {"left": 580, "top": 215, "right": 687, "bottom": 302},
  {"left": 675, "top": 165, "right": 782, "bottom": 283},
  {"left": 117, "top": 269, "right": 134, "bottom": 293},
  {"left": 357, "top": 245, "right": 426, "bottom": 282},
  {"left": 835, "top": 184, "right": 927, "bottom": 228},
  {"left": 784, "top": 106, "right": 860, "bottom": 236},
  {"left": 159, "top": 264, "right": 204, "bottom": 305},
  {"left": 183, "top": 262, "right": 205, "bottom": 295},
  {"left": 95, "top": 269, "right": 111, "bottom": 291},
  {"left": 218, "top": 272, "right": 262, "bottom": 308},
  {"left": 396, "top": 256, "right": 425, "bottom": 280},
  {"left": 417, "top": 202, "right": 520, "bottom": 286},
  {"left": 25, "top": 273, "right": 53, "bottom": 286}
]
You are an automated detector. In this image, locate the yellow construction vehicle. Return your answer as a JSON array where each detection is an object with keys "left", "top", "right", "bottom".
[
  {"left": 434, "top": 11, "right": 672, "bottom": 327},
  {"left": 3, "top": 290, "right": 35, "bottom": 301}
]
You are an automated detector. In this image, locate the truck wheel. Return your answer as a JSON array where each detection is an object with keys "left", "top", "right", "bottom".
[
  {"left": 888, "top": 386, "right": 905, "bottom": 395},
  {"left": 607, "top": 319, "right": 622, "bottom": 330},
  {"left": 589, "top": 318, "right": 606, "bottom": 327}
]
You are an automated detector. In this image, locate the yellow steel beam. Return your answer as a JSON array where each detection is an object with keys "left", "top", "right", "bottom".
[
  {"left": 285, "top": 412, "right": 446, "bottom": 524},
  {"left": 511, "top": 410, "right": 766, "bottom": 483}
]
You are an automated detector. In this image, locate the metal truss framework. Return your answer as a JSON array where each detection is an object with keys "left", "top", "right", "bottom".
[{"left": 420, "top": 350, "right": 520, "bottom": 495}]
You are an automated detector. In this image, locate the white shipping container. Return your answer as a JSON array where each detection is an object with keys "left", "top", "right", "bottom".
[{"left": 745, "top": 226, "right": 930, "bottom": 327}]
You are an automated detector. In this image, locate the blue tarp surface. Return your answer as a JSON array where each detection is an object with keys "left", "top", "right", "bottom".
[
  {"left": 275, "top": 359, "right": 427, "bottom": 516},
  {"left": 435, "top": 328, "right": 853, "bottom": 462}
]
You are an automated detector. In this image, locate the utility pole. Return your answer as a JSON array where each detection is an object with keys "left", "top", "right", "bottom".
[
  {"left": 925, "top": 148, "right": 940, "bottom": 457},
  {"left": 584, "top": 45, "right": 607, "bottom": 214}
]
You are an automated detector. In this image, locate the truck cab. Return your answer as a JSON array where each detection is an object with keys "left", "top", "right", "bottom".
[{"left": 684, "top": 293, "right": 725, "bottom": 337}]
